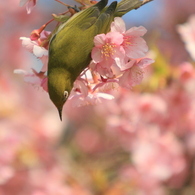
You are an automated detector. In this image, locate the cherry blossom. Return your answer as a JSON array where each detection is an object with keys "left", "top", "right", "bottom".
[
  {"left": 119, "top": 58, "right": 154, "bottom": 88},
  {"left": 111, "top": 17, "right": 148, "bottom": 59},
  {"left": 14, "top": 69, "right": 47, "bottom": 91},
  {"left": 89, "top": 17, "right": 153, "bottom": 94},
  {"left": 91, "top": 32, "right": 125, "bottom": 66},
  {"left": 69, "top": 77, "right": 114, "bottom": 106},
  {"left": 20, "top": 37, "right": 48, "bottom": 72}
]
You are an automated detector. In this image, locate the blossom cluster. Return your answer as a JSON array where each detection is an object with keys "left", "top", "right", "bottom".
[{"left": 16, "top": 0, "right": 154, "bottom": 106}]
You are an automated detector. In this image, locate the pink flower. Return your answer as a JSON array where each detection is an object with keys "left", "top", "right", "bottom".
[
  {"left": 19, "top": 0, "right": 38, "bottom": 14},
  {"left": 93, "top": 78, "right": 119, "bottom": 92},
  {"left": 177, "top": 15, "right": 195, "bottom": 61},
  {"left": 89, "top": 60, "right": 114, "bottom": 78},
  {"left": 91, "top": 32, "right": 125, "bottom": 66},
  {"left": 111, "top": 17, "right": 148, "bottom": 59},
  {"left": 69, "top": 78, "right": 114, "bottom": 106},
  {"left": 20, "top": 37, "right": 48, "bottom": 72},
  {"left": 72, "top": 79, "right": 89, "bottom": 97},
  {"left": 14, "top": 69, "right": 47, "bottom": 91},
  {"left": 119, "top": 58, "right": 154, "bottom": 89},
  {"left": 70, "top": 92, "right": 114, "bottom": 107},
  {"left": 30, "top": 29, "right": 51, "bottom": 50}
]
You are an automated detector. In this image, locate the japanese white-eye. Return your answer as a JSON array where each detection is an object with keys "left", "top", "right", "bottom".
[{"left": 48, "top": 0, "right": 152, "bottom": 120}]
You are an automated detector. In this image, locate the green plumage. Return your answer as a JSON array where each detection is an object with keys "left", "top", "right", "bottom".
[{"left": 47, "top": 0, "right": 152, "bottom": 120}]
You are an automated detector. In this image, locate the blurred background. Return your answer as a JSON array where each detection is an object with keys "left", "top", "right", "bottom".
[{"left": 1, "top": 0, "right": 195, "bottom": 194}]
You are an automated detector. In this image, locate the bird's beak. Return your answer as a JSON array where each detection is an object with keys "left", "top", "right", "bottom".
[{"left": 58, "top": 109, "right": 62, "bottom": 121}]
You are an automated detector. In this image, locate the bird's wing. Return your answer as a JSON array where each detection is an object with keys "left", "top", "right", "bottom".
[
  {"left": 60, "top": 0, "right": 109, "bottom": 31},
  {"left": 49, "top": 0, "right": 108, "bottom": 44}
]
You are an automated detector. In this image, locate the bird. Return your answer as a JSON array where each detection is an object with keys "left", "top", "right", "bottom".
[{"left": 47, "top": 0, "right": 152, "bottom": 120}]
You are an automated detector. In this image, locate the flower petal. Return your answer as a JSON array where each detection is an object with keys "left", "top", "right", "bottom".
[
  {"left": 91, "top": 47, "right": 102, "bottom": 63},
  {"left": 94, "top": 34, "right": 106, "bottom": 47},
  {"left": 106, "top": 32, "right": 124, "bottom": 45},
  {"left": 137, "top": 58, "right": 155, "bottom": 68},
  {"left": 119, "top": 65, "right": 144, "bottom": 88},
  {"left": 125, "top": 37, "right": 148, "bottom": 59},
  {"left": 111, "top": 17, "right": 126, "bottom": 33},
  {"left": 125, "top": 26, "right": 147, "bottom": 37},
  {"left": 20, "top": 37, "right": 36, "bottom": 53},
  {"left": 33, "top": 45, "right": 48, "bottom": 58}
]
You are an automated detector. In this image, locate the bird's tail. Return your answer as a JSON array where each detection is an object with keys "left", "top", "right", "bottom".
[{"left": 115, "top": 0, "right": 153, "bottom": 17}]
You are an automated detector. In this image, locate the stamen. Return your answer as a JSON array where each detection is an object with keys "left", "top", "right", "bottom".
[
  {"left": 101, "top": 43, "right": 116, "bottom": 58},
  {"left": 123, "top": 36, "right": 135, "bottom": 48}
]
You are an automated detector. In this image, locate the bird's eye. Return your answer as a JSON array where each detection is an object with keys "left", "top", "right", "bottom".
[{"left": 63, "top": 91, "right": 69, "bottom": 102}]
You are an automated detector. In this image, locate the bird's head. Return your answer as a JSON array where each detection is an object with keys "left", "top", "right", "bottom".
[{"left": 48, "top": 68, "right": 73, "bottom": 120}]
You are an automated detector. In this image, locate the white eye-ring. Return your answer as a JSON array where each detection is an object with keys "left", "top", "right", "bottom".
[{"left": 63, "top": 91, "right": 69, "bottom": 101}]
